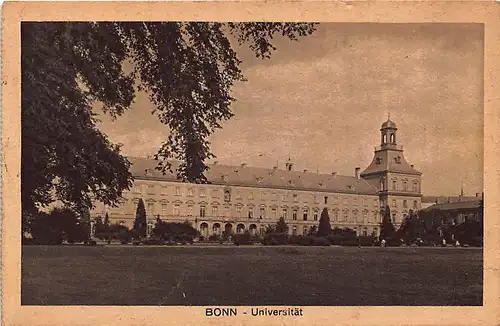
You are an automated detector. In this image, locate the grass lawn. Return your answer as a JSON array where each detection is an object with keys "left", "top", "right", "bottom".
[{"left": 22, "top": 245, "right": 482, "bottom": 306}]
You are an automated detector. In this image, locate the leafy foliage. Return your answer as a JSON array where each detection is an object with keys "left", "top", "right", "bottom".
[
  {"left": 22, "top": 22, "right": 317, "bottom": 235},
  {"left": 261, "top": 233, "right": 289, "bottom": 245},
  {"left": 306, "top": 225, "right": 317, "bottom": 236},
  {"left": 22, "top": 23, "right": 134, "bottom": 217},
  {"left": 152, "top": 218, "right": 199, "bottom": 241},
  {"left": 395, "top": 210, "right": 424, "bottom": 244},
  {"left": 264, "top": 224, "right": 276, "bottom": 234},
  {"left": 30, "top": 207, "right": 88, "bottom": 244},
  {"left": 275, "top": 216, "right": 289, "bottom": 234},
  {"left": 232, "top": 231, "right": 253, "bottom": 245}
]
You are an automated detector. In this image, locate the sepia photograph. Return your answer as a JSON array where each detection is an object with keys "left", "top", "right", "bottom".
[{"left": 18, "top": 20, "right": 485, "bottom": 307}]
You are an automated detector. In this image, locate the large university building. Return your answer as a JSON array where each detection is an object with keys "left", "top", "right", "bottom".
[{"left": 92, "top": 118, "right": 423, "bottom": 237}]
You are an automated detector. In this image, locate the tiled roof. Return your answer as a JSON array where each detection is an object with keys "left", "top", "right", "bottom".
[
  {"left": 422, "top": 196, "right": 479, "bottom": 204},
  {"left": 361, "top": 149, "right": 422, "bottom": 176},
  {"left": 421, "top": 200, "right": 482, "bottom": 212},
  {"left": 128, "top": 157, "right": 379, "bottom": 195}
]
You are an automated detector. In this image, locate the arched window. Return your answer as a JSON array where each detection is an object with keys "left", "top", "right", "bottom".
[
  {"left": 213, "top": 223, "right": 221, "bottom": 235},
  {"left": 200, "top": 222, "right": 209, "bottom": 237},
  {"left": 390, "top": 133, "right": 395, "bottom": 143},
  {"left": 383, "top": 134, "right": 387, "bottom": 144}
]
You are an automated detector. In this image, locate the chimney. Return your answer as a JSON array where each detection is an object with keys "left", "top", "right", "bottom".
[
  {"left": 273, "top": 166, "right": 278, "bottom": 170},
  {"left": 241, "top": 163, "right": 247, "bottom": 168},
  {"left": 355, "top": 167, "right": 361, "bottom": 179},
  {"left": 331, "top": 172, "right": 337, "bottom": 176},
  {"left": 303, "top": 169, "right": 308, "bottom": 173},
  {"left": 411, "top": 164, "right": 414, "bottom": 168},
  {"left": 476, "top": 192, "right": 479, "bottom": 198}
]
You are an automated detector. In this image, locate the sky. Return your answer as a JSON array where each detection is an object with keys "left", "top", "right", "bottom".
[{"left": 95, "top": 23, "right": 484, "bottom": 197}]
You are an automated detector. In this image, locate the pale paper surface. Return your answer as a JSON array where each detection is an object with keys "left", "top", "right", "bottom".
[{"left": 2, "top": 1, "right": 499, "bottom": 325}]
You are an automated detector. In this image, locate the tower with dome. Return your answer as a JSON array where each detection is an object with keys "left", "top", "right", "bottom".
[{"left": 360, "top": 116, "right": 423, "bottom": 226}]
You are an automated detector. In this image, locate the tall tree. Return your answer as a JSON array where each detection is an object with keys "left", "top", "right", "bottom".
[
  {"left": 21, "top": 22, "right": 317, "bottom": 229},
  {"left": 380, "top": 205, "right": 396, "bottom": 240},
  {"left": 275, "top": 216, "right": 289, "bottom": 234},
  {"left": 317, "top": 208, "right": 331, "bottom": 237},
  {"left": 133, "top": 199, "right": 147, "bottom": 238}
]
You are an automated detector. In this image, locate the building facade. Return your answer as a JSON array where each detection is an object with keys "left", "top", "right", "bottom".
[{"left": 92, "top": 118, "right": 422, "bottom": 237}]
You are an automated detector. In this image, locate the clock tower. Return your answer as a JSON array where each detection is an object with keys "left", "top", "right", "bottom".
[{"left": 360, "top": 116, "right": 423, "bottom": 226}]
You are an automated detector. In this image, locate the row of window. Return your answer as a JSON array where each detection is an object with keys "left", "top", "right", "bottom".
[
  {"left": 380, "top": 178, "right": 420, "bottom": 192},
  {"left": 134, "top": 184, "right": 379, "bottom": 206},
  {"left": 146, "top": 203, "right": 380, "bottom": 223},
  {"left": 391, "top": 199, "right": 419, "bottom": 209}
]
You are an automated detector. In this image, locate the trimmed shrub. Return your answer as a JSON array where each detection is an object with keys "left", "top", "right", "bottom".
[
  {"left": 172, "top": 234, "right": 194, "bottom": 244},
  {"left": 327, "top": 234, "right": 356, "bottom": 246},
  {"left": 208, "top": 234, "right": 219, "bottom": 241},
  {"left": 387, "top": 237, "right": 403, "bottom": 247},
  {"left": 142, "top": 238, "right": 165, "bottom": 245},
  {"left": 286, "top": 235, "right": 330, "bottom": 246},
  {"left": 311, "top": 237, "right": 331, "bottom": 246},
  {"left": 358, "top": 236, "right": 375, "bottom": 246},
  {"left": 262, "top": 233, "right": 289, "bottom": 245},
  {"left": 233, "top": 232, "right": 253, "bottom": 246}
]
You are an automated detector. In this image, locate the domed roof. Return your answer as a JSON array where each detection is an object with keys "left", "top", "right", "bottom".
[{"left": 381, "top": 118, "right": 397, "bottom": 129}]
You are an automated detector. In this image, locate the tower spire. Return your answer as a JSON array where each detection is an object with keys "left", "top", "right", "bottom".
[{"left": 285, "top": 153, "right": 293, "bottom": 171}]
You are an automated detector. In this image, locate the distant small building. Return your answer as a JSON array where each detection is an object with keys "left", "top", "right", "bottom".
[
  {"left": 421, "top": 192, "right": 483, "bottom": 210},
  {"left": 420, "top": 194, "right": 483, "bottom": 225}
]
